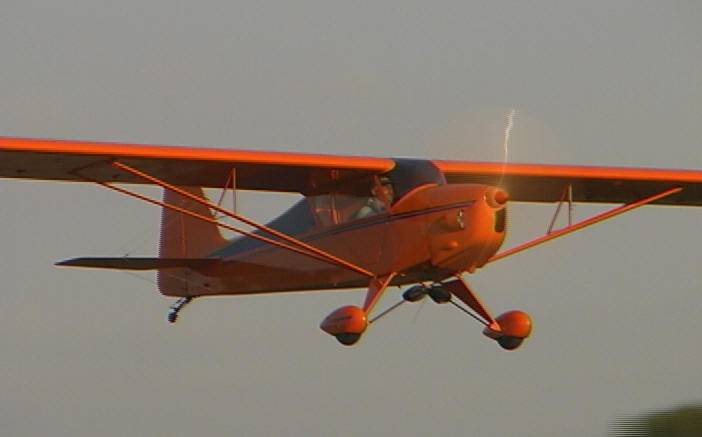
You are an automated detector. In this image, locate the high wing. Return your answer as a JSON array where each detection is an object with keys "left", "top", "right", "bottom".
[
  {"left": 0, "top": 137, "right": 394, "bottom": 193},
  {"left": 3, "top": 137, "right": 702, "bottom": 204},
  {"left": 434, "top": 160, "right": 702, "bottom": 206}
]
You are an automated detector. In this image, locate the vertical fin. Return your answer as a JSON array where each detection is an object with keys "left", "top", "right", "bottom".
[{"left": 157, "top": 186, "right": 227, "bottom": 296}]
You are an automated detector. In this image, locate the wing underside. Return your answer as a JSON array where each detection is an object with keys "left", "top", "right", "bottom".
[
  {"left": 434, "top": 160, "right": 702, "bottom": 206},
  {"left": 0, "top": 137, "right": 394, "bottom": 193},
  {"left": 3, "top": 137, "right": 702, "bottom": 204}
]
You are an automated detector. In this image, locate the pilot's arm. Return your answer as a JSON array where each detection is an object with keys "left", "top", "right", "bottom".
[{"left": 354, "top": 198, "right": 381, "bottom": 219}]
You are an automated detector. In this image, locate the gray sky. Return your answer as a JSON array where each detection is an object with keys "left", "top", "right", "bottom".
[{"left": 1, "top": 1, "right": 701, "bottom": 436}]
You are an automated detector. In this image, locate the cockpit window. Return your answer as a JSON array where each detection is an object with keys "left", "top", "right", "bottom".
[
  {"left": 352, "top": 180, "right": 394, "bottom": 220},
  {"left": 384, "top": 159, "right": 445, "bottom": 200},
  {"left": 306, "top": 159, "right": 444, "bottom": 227},
  {"left": 308, "top": 193, "right": 335, "bottom": 226},
  {"left": 308, "top": 177, "right": 394, "bottom": 226}
]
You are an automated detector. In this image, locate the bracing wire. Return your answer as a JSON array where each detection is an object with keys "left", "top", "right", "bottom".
[
  {"left": 449, "top": 299, "right": 489, "bottom": 327},
  {"left": 368, "top": 300, "right": 405, "bottom": 324}
]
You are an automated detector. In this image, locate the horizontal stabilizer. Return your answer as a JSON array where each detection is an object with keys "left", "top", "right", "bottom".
[{"left": 56, "top": 257, "right": 220, "bottom": 270}]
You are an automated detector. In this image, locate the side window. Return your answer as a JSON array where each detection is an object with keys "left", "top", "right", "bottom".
[
  {"left": 309, "top": 194, "right": 335, "bottom": 227},
  {"left": 307, "top": 177, "right": 395, "bottom": 226},
  {"left": 352, "top": 180, "right": 394, "bottom": 220}
]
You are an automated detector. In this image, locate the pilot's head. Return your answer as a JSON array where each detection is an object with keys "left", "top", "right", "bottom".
[{"left": 373, "top": 177, "right": 394, "bottom": 205}]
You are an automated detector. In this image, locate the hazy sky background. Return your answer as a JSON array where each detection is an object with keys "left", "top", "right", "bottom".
[{"left": 1, "top": 1, "right": 701, "bottom": 436}]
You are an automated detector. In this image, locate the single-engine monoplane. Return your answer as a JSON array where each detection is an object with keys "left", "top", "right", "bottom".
[{"left": 3, "top": 137, "right": 701, "bottom": 348}]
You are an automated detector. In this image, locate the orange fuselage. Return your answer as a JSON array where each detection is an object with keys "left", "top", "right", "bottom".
[{"left": 168, "top": 183, "right": 507, "bottom": 297}]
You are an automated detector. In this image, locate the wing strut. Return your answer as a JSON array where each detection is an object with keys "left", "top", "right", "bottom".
[
  {"left": 73, "top": 164, "right": 374, "bottom": 278},
  {"left": 213, "top": 168, "right": 237, "bottom": 216},
  {"left": 109, "top": 161, "right": 374, "bottom": 277},
  {"left": 547, "top": 184, "right": 573, "bottom": 233},
  {"left": 488, "top": 186, "right": 683, "bottom": 263},
  {"left": 76, "top": 174, "right": 358, "bottom": 269}
]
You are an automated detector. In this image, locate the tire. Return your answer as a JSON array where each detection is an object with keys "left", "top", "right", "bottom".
[{"left": 497, "top": 336, "right": 524, "bottom": 350}]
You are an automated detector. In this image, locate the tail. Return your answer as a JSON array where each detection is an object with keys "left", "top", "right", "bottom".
[{"left": 157, "top": 186, "right": 227, "bottom": 296}]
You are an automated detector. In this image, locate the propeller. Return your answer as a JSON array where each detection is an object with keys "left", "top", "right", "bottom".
[
  {"left": 498, "top": 108, "right": 516, "bottom": 188},
  {"left": 475, "top": 107, "right": 517, "bottom": 263}
]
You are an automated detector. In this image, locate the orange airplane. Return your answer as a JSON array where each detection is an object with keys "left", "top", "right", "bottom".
[{"left": 2, "top": 137, "right": 701, "bottom": 349}]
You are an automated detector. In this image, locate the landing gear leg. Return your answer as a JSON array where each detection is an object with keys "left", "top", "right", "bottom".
[
  {"left": 167, "top": 296, "right": 193, "bottom": 323},
  {"left": 443, "top": 277, "right": 532, "bottom": 350},
  {"left": 320, "top": 273, "right": 397, "bottom": 346},
  {"left": 442, "top": 278, "right": 496, "bottom": 327}
]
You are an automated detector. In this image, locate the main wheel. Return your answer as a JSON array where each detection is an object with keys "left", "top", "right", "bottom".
[
  {"left": 428, "top": 285, "right": 451, "bottom": 304},
  {"left": 335, "top": 333, "right": 362, "bottom": 346}
]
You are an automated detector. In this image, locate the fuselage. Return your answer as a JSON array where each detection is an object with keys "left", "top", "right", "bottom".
[{"left": 180, "top": 159, "right": 507, "bottom": 297}]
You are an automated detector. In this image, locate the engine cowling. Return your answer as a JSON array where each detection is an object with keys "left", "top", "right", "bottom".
[
  {"left": 483, "top": 310, "right": 532, "bottom": 350},
  {"left": 319, "top": 305, "right": 368, "bottom": 345}
]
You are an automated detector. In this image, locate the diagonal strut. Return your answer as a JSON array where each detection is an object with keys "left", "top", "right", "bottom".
[
  {"left": 73, "top": 168, "right": 373, "bottom": 277},
  {"left": 109, "top": 161, "right": 375, "bottom": 277},
  {"left": 489, "top": 187, "right": 683, "bottom": 263}
]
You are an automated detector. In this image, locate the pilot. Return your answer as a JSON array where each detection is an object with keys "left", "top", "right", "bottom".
[{"left": 355, "top": 177, "right": 394, "bottom": 219}]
